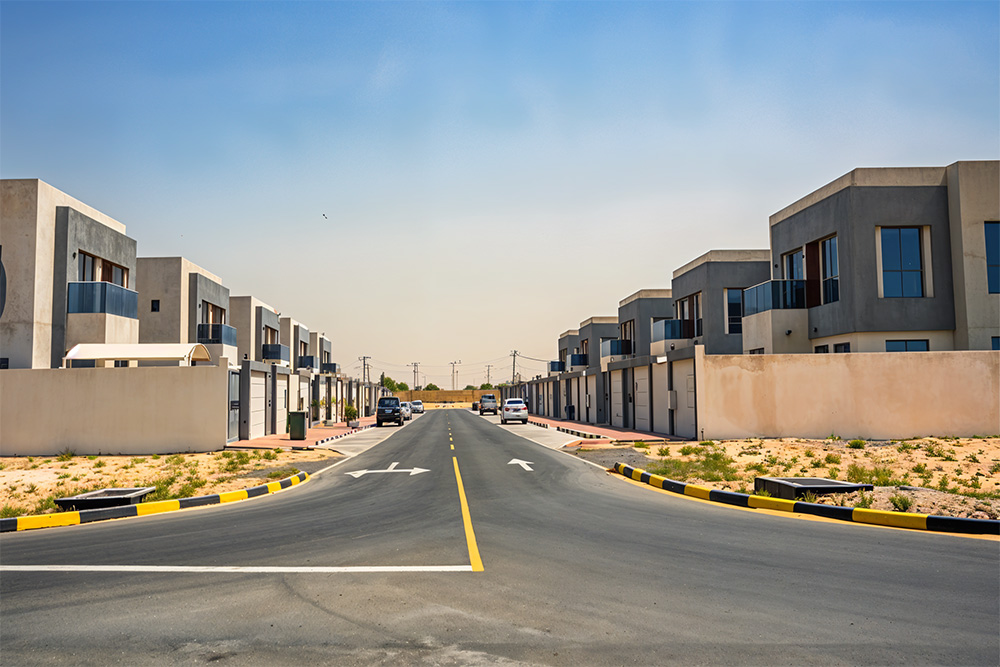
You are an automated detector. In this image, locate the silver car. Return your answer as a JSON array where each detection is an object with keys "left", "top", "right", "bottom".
[
  {"left": 400, "top": 402, "right": 413, "bottom": 420},
  {"left": 500, "top": 398, "right": 528, "bottom": 424},
  {"left": 410, "top": 400, "right": 424, "bottom": 414}
]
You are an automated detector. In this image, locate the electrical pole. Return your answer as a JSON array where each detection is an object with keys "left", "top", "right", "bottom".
[
  {"left": 485, "top": 364, "right": 493, "bottom": 387},
  {"left": 450, "top": 360, "right": 461, "bottom": 390},
  {"left": 410, "top": 362, "right": 419, "bottom": 390},
  {"left": 511, "top": 350, "right": 518, "bottom": 384},
  {"left": 359, "top": 356, "right": 370, "bottom": 385}
]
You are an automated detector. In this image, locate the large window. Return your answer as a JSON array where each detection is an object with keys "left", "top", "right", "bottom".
[
  {"left": 783, "top": 249, "right": 804, "bottom": 280},
  {"left": 881, "top": 228, "right": 923, "bottom": 298},
  {"left": 834, "top": 342, "right": 851, "bottom": 353},
  {"left": 620, "top": 319, "right": 635, "bottom": 348},
  {"left": 78, "top": 251, "right": 128, "bottom": 287},
  {"left": 202, "top": 301, "right": 225, "bottom": 325},
  {"left": 993, "top": 337, "right": 999, "bottom": 351},
  {"left": 726, "top": 289, "right": 743, "bottom": 334},
  {"left": 986, "top": 221, "right": 999, "bottom": 294},
  {"left": 886, "top": 340, "right": 929, "bottom": 352},
  {"left": 821, "top": 236, "right": 839, "bottom": 304}
]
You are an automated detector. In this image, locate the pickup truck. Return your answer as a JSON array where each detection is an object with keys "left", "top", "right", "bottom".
[{"left": 478, "top": 394, "right": 498, "bottom": 415}]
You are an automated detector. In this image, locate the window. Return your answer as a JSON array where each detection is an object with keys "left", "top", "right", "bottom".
[
  {"left": 580, "top": 339, "right": 589, "bottom": 356},
  {"left": 726, "top": 289, "right": 743, "bottom": 334},
  {"left": 748, "top": 348, "right": 765, "bottom": 355},
  {"left": 814, "top": 345, "right": 829, "bottom": 354},
  {"left": 114, "top": 360, "right": 128, "bottom": 368},
  {"left": 150, "top": 300, "right": 160, "bottom": 312},
  {"left": 784, "top": 249, "right": 804, "bottom": 280},
  {"left": 986, "top": 222, "right": 999, "bottom": 294},
  {"left": 834, "top": 342, "right": 851, "bottom": 353},
  {"left": 881, "top": 228, "right": 923, "bottom": 297},
  {"left": 78, "top": 251, "right": 128, "bottom": 287},
  {"left": 992, "top": 337, "right": 999, "bottom": 351},
  {"left": 620, "top": 320, "right": 635, "bottom": 348},
  {"left": 202, "top": 301, "right": 225, "bottom": 325},
  {"left": 886, "top": 340, "right": 929, "bottom": 352},
  {"left": 821, "top": 236, "right": 839, "bottom": 304}
]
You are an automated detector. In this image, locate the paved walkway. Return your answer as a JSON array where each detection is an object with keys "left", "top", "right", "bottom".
[
  {"left": 524, "top": 414, "right": 678, "bottom": 444},
  {"left": 229, "top": 415, "right": 380, "bottom": 450}
]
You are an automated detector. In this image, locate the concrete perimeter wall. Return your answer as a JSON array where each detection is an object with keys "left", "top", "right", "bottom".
[
  {"left": 695, "top": 348, "right": 1000, "bottom": 440},
  {"left": 395, "top": 389, "right": 499, "bottom": 404},
  {"left": 1, "top": 366, "right": 229, "bottom": 456}
]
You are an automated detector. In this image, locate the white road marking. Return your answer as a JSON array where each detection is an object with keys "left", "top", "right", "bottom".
[
  {"left": 1, "top": 565, "right": 473, "bottom": 573},
  {"left": 345, "top": 461, "right": 430, "bottom": 478},
  {"left": 507, "top": 458, "right": 534, "bottom": 471}
]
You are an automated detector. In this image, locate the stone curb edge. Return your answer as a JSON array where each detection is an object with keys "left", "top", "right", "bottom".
[
  {"left": 0, "top": 471, "right": 310, "bottom": 533},
  {"left": 613, "top": 462, "right": 1000, "bottom": 535},
  {"left": 291, "top": 423, "right": 376, "bottom": 450}
]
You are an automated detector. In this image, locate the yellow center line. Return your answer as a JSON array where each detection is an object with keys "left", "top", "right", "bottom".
[
  {"left": 452, "top": 456, "right": 484, "bottom": 572},
  {"left": 450, "top": 444, "right": 454, "bottom": 450}
]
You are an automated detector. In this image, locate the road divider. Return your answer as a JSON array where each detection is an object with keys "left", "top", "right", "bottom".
[
  {"left": 612, "top": 462, "right": 999, "bottom": 535},
  {"left": 0, "top": 472, "right": 309, "bottom": 533}
]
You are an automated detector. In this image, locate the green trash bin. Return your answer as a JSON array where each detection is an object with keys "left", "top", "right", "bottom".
[{"left": 289, "top": 411, "right": 307, "bottom": 440}]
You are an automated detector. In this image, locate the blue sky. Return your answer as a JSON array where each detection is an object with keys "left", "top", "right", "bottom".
[{"left": 2, "top": 1, "right": 997, "bottom": 387}]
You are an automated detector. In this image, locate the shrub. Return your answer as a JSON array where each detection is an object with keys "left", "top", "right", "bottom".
[
  {"left": 679, "top": 445, "right": 699, "bottom": 456},
  {"left": 990, "top": 462, "right": 1000, "bottom": 475},
  {"left": 824, "top": 453, "right": 841, "bottom": 465},
  {"left": 855, "top": 491, "right": 873, "bottom": 509},
  {"left": 657, "top": 447, "right": 670, "bottom": 457},
  {"left": 633, "top": 442, "right": 649, "bottom": 449},
  {"left": 804, "top": 450, "right": 814, "bottom": 458},
  {"left": 896, "top": 442, "right": 915, "bottom": 453},
  {"left": 912, "top": 463, "right": 927, "bottom": 474},
  {"left": 93, "top": 460, "right": 105, "bottom": 468},
  {"left": 801, "top": 491, "right": 819, "bottom": 504},
  {"left": 754, "top": 488, "right": 772, "bottom": 498},
  {"left": 828, "top": 467, "right": 839, "bottom": 480},
  {"left": 847, "top": 440, "right": 865, "bottom": 449},
  {"left": 889, "top": 494, "right": 913, "bottom": 512},
  {"left": 57, "top": 449, "right": 75, "bottom": 462}
]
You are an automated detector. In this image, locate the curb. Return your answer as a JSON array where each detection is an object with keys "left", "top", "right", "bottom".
[
  {"left": 291, "top": 423, "right": 376, "bottom": 450},
  {"left": 612, "top": 462, "right": 1000, "bottom": 536},
  {"left": 0, "top": 471, "right": 310, "bottom": 533}
]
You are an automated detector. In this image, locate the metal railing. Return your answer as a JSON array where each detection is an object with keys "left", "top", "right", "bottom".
[
  {"left": 548, "top": 361, "right": 566, "bottom": 373},
  {"left": 568, "top": 353, "right": 588, "bottom": 367},
  {"left": 261, "top": 343, "right": 290, "bottom": 362},
  {"left": 600, "top": 339, "right": 632, "bottom": 357},
  {"left": 651, "top": 319, "right": 694, "bottom": 342}
]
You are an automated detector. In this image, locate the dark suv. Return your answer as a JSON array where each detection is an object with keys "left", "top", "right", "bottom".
[{"left": 376, "top": 397, "right": 403, "bottom": 426}]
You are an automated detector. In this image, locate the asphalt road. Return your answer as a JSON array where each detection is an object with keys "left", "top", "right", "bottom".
[{"left": 2, "top": 409, "right": 997, "bottom": 666}]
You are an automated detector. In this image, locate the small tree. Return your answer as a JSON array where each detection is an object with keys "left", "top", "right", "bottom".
[
  {"left": 425, "top": 382, "right": 441, "bottom": 391},
  {"left": 464, "top": 384, "right": 476, "bottom": 390},
  {"left": 397, "top": 382, "right": 409, "bottom": 391},
  {"left": 480, "top": 383, "right": 494, "bottom": 390},
  {"left": 344, "top": 404, "right": 358, "bottom": 422},
  {"left": 382, "top": 376, "right": 398, "bottom": 392}
]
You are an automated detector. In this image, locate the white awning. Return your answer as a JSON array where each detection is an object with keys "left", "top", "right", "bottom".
[{"left": 64, "top": 343, "right": 213, "bottom": 364}]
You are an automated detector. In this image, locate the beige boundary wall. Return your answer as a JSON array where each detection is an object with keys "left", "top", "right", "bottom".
[
  {"left": 0, "top": 366, "right": 230, "bottom": 456},
  {"left": 694, "top": 348, "right": 1000, "bottom": 440},
  {"left": 395, "top": 389, "right": 499, "bottom": 404}
]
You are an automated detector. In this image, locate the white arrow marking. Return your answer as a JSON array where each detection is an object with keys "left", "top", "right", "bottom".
[
  {"left": 508, "top": 458, "right": 534, "bottom": 471},
  {"left": 345, "top": 461, "right": 430, "bottom": 478}
]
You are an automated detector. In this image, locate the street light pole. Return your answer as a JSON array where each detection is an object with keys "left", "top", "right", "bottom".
[{"left": 450, "top": 360, "right": 461, "bottom": 390}]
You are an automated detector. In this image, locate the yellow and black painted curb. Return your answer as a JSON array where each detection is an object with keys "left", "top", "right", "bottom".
[
  {"left": 613, "top": 462, "right": 999, "bottom": 535},
  {"left": 0, "top": 471, "right": 309, "bottom": 533}
]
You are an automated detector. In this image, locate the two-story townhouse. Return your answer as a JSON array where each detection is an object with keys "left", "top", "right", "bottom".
[
  {"left": 136, "top": 257, "right": 237, "bottom": 366},
  {"left": 0, "top": 179, "right": 138, "bottom": 370},
  {"left": 600, "top": 289, "right": 673, "bottom": 431},
  {"left": 309, "top": 331, "right": 342, "bottom": 423},
  {"left": 742, "top": 160, "right": 1000, "bottom": 354}
]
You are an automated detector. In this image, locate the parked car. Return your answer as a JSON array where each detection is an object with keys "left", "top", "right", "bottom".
[
  {"left": 376, "top": 397, "right": 403, "bottom": 426},
  {"left": 479, "top": 394, "right": 498, "bottom": 415},
  {"left": 411, "top": 400, "right": 424, "bottom": 414},
  {"left": 472, "top": 401, "right": 479, "bottom": 411},
  {"left": 501, "top": 398, "right": 528, "bottom": 424},
  {"left": 401, "top": 402, "right": 413, "bottom": 420}
]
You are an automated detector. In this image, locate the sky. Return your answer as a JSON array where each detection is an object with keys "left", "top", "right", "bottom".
[{"left": 2, "top": 1, "right": 998, "bottom": 388}]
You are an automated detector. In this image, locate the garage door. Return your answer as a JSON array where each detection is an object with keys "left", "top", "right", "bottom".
[{"left": 250, "top": 372, "right": 266, "bottom": 439}]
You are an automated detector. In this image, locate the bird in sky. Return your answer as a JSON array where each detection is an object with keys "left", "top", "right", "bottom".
[{"left": 322, "top": 213, "right": 327, "bottom": 219}]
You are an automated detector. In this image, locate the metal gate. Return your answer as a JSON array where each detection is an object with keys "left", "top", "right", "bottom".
[{"left": 227, "top": 370, "right": 240, "bottom": 442}]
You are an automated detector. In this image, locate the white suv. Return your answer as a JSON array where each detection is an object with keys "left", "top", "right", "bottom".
[{"left": 501, "top": 398, "right": 528, "bottom": 424}]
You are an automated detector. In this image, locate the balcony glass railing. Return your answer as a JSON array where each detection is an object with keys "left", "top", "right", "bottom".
[
  {"left": 600, "top": 339, "right": 632, "bottom": 357},
  {"left": 548, "top": 361, "right": 566, "bottom": 373},
  {"left": 298, "top": 355, "right": 318, "bottom": 370},
  {"left": 568, "top": 353, "right": 588, "bottom": 367},
  {"left": 321, "top": 362, "right": 340, "bottom": 375},
  {"left": 651, "top": 319, "right": 694, "bottom": 342},
  {"left": 261, "top": 343, "right": 290, "bottom": 362},
  {"left": 67, "top": 281, "right": 138, "bottom": 319},
  {"left": 197, "top": 323, "right": 237, "bottom": 346},
  {"left": 743, "top": 279, "right": 807, "bottom": 317}
]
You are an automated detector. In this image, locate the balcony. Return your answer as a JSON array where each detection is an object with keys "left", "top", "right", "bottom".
[
  {"left": 743, "top": 279, "right": 807, "bottom": 317},
  {"left": 298, "top": 355, "right": 318, "bottom": 371},
  {"left": 548, "top": 361, "right": 565, "bottom": 373},
  {"left": 67, "top": 281, "right": 138, "bottom": 319},
  {"left": 568, "top": 353, "right": 588, "bottom": 369},
  {"left": 197, "top": 323, "right": 237, "bottom": 347},
  {"left": 261, "top": 343, "right": 290, "bottom": 363},
  {"left": 600, "top": 339, "right": 632, "bottom": 358},
  {"left": 321, "top": 362, "right": 341, "bottom": 375},
  {"left": 653, "top": 320, "right": 700, "bottom": 343}
]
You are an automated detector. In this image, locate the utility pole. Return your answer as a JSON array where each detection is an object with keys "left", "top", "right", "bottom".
[
  {"left": 410, "top": 362, "right": 419, "bottom": 390},
  {"left": 485, "top": 364, "right": 493, "bottom": 387},
  {"left": 358, "top": 356, "right": 370, "bottom": 385},
  {"left": 450, "top": 360, "right": 461, "bottom": 390},
  {"left": 511, "top": 350, "right": 518, "bottom": 384}
]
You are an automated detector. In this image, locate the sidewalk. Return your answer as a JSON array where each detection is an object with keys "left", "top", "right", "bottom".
[
  {"left": 229, "top": 415, "right": 379, "bottom": 450},
  {"left": 525, "top": 414, "right": 678, "bottom": 444}
]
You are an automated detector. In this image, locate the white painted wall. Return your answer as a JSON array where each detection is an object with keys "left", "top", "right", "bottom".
[
  {"left": 610, "top": 369, "right": 624, "bottom": 428},
  {"left": 634, "top": 366, "right": 650, "bottom": 432},
  {"left": 0, "top": 366, "right": 228, "bottom": 455},
  {"left": 651, "top": 362, "right": 670, "bottom": 435},
  {"left": 672, "top": 358, "right": 697, "bottom": 439}
]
